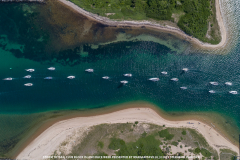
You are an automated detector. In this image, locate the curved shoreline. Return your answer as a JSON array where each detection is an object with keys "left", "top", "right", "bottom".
[
  {"left": 16, "top": 102, "right": 239, "bottom": 159},
  {"left": 58, "top": 0, "right": 227, "bottom": 51}
]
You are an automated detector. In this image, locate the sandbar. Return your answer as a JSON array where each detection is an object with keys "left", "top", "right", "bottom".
[{"left": 16, "top": 103, "right": 239, "bottom": 159}]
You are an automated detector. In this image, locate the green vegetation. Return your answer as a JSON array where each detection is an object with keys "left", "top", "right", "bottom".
[
  {"left": 171, "top": 141, "right": 179, "bottom": 146},
  {"left": 201, "top": 148, "right": 211, "bottom": 158},
  {"left": 158, "top": 129, "right": 174, "bottom": 140},
  {"left": 108, "top": 138, "right": 126, "bottom": 150},
  {"left": 194, "top": 147, "right": 201, "bottom": 154},
  {"left": 97, "top": 141, "right": 104, "bottom": 149},
  {"left": 69, "top": 0, "right": 220, "bottom": 44},
  {"left": 116, "top": 135, "right": 165, "bottom": 157},
  {"left": 182, "top": 130, "right": 186, "bottom": 135}
]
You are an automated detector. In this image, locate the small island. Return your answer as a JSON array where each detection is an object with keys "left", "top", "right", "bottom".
[{"left": 68, "top": 0, "right": 221, "bottom": 44}]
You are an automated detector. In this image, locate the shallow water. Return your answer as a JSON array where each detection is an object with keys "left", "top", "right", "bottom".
[{"left": 0, "top": 0, "right": 240, "bottom": 157}]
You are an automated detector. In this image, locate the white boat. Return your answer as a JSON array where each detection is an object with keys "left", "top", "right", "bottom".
[
  {"left": 26, "top": 69, "right": 35, "bottom": 72},
  {"left": 23, "top": 75, "right": 31, "bottom": 79},
  {"left": 85, "top": 69, "right": 94, "bottom": 72},
  {"left": 123, "top": 73, "right": 132, "bottom": 77},
  {"left": 120, "top": 80, "right": 128, "bottom": 84},
  {"left": 67, "top": 76, "right": 75, "bottom": 79},
  {"left": 209, "top": 82, "right": 218, "bottom": 85},
  {"left": 209, "top": 90, "right": 215, "bottom": 93},
  {"left": 171, "top": 78, "right": 179, "bottom": 82},
  {"left": 3, "top": 77, "right": 12, "bottom": 80},
  {"left": 180, "top": 86, "right": 187, "bottom": 90},
  {"left": 225, "top": 82, "right": 232, "bottom": 86},
  {"left": 182, "top": 68, "right": 188, "bottom": 72},
  {"left": 44, "top": 77, "right": 53, "bottom": 80},
  {"left": 161, "top": 71, "right": 167, "bottom": 75},
  {"left": 24, "top": 83, "right": 33, "bottom": 86},
  {"left": 148, "top": 78, "right": 159, "bottom": 82},
  {"left": 229, "top": 91, "right": 237, "bottom": 94},
  {"left": 102, "top": 76, "right": 109, "bottom": 80},
  {"left": 48, "top": 67, "right": 55, "bottom": 71}
]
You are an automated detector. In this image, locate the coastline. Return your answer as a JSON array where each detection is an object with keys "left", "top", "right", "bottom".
[
  {"left": 15, "top": 102, "right": 239, "bottom": 159},
  {"left": 57, "top": 0, "right": 227, "bottom": 51}
]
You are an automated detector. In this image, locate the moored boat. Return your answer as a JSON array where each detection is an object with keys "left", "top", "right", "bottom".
[
  {"left": 148, "top": 78, "right": 159, "bottom": 82},
  {"left": 44, "top": 77, "right": 53, "bottom": 80},
  {"left": 161, "top": 71, "right": 167, "bottom": 75},
  {"left": 102, "top": 76, "right": 109, "bottom": 79},
  {"left": 23, "top": 75, "right": 31, "bottom": 79},
  {"left": 123, "top": 73, "right": 132, "bottom": 77},
  {"left": 120, "top": 80, "right": 128, "bottom": 84},
  {"left": 85, "top": 69, "right": 94, "bottom": 72},
  {"left": 24, "top": 83, "right": 33, "bottom": 86},
  {"left": 209, "top": 90, "right": 215, "bottom": 93},
  {"left": 171, "top": 78, "right": 179, "bottom": 82},
  {"left": 180, "top": 86, "right": 187, "bottom": 90},
  {"left": 229, "top": 91, "right": 237, "bottom": 94},
  {"left": 26, "top": 69, "right": 35, "bottom": 72},
  {"left": 48, "top": 67, "right": 55, "bottom": 71},
  {"left": 3, "top": 77, "right": 12, "bottom": 80},
  {"left": 225, "top": 82, "right": 232, "bottom": 86},
  {"left": 67, "top": 76, "right": 75, "bottom": 79},
  {"left": 209, "top": 82, "right": 218, "bottom": 86}
]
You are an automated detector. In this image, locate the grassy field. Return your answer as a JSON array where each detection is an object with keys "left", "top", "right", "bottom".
[
  {"left": 68, "top": 0, "right": 221, "bottom": 44},
  {"left": 48, "top": 122, "right": 237, "bottom": 160}
]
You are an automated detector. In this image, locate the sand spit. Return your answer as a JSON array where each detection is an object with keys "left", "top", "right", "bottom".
[
  {"left": 17, "top": 107, "right": 239, "bottom": 159},
  {"left": 57, "top": 0, "right": 227, "bottom": 51}
]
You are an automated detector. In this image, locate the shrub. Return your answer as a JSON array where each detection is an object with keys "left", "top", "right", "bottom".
[
  {"left": 171, "top": 141, "right": 178, "bottom": 146},
  {"left": 108, "top": 138, "right": 126, "bottom": 150},
  {"left": 201, "top": 148, "right": 211, "bottom": 157},
  {"left": 135, "top": 121, "right": 138, "bottom": 125},
  {"left": 182, "top": 130, "right": 186, "bottom": 135},
  {"left": 194, "top": 148, "right": 201, "bottom": 154},
  {"left": 158, "top": 129, "right": 174, "bottom": 140},
  {"left": 98, "top": 141, "right": 104, "bottom": 149}
]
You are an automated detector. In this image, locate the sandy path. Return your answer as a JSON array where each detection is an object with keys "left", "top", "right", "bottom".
[
  {"left": 17, "top": 108, "right": 239, "bottom": 160},
  {"left": 57, "top": 0, "right": 227, "bottom": 50}
]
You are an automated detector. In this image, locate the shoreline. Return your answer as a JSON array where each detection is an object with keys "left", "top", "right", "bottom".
[
  {"left": 57, "top": 0, "right": 227, "bottom": 51},
  {"left": 15, "top": 102, "right": 239, "bottom": 159}
]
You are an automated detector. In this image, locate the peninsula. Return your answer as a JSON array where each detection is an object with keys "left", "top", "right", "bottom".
[
  {"left": 58, "top": 0, "right": 226, "bottom": 50},
  {"left": 16, "top": 105, "right": 239, "bottom": 159}
]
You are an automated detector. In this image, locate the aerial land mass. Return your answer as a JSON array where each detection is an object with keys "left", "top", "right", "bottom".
[
  {"left": 68, "top": 0, "right": 221, "bottom": 44},
  {"left": 16, "top": 106, "right": 239, "bottom": 159}
]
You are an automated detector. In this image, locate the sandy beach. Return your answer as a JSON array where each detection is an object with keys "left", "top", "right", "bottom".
[
  {"left": 16, "top": 105, "right": 239, "bottom": 159},
  {"left": 57, "top": 0, "right": 227, "bottom": 50}
]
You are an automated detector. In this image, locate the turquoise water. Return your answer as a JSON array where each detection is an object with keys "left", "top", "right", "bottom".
[{"left": 0, "top": 1, "right": 240, "bottom": 156}]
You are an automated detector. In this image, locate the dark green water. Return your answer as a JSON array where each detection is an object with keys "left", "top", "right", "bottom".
[{"left": 0, "top": 1, "right": 240, "bottom": 157}]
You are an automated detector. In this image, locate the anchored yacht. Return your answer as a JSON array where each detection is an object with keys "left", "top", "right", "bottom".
[
  {"left": 67, "top": 76, "right": 75, "bottom": 79},
  {"left": 161, "top": 71, "right": 167, "bottom": 75},
  {"left": 85, "top": 69, "right": 94, "bottom": 72},
  {"left": 24, "top": 83, "right": 33, "bottom": 86},
  {"left": 180, "top": 86, "right": 187, "bottom": 90},
  {"left": 120, "top": 80, "right": 128, "bottom": 84},
  {"left": 209, "top": 82, "right": 218, "bottom": 86},
  {"left": 171, "top": 78, "right": 179, "bottom": 82},
  {"left": 3, "top": 77, "right": 12, "bottom": 80},
  {"left": 48, "top": 67, "right": 55, "bottom": 71},
  {"left": 209, "top": 90, "right": 216, "bottom": 93},
  {"left": 44, "top": 77, "right": 52, "bottom": 80},
  {"left": 225, "top": 82, "right": 232, "bottom": 86},
  {"left": 102, "top": 76, "right": 109, "bottom": 80},
  {"left": 182, "top": 68, "right": 188, "bottom": 72},
  {"left": 26, "top": 69, "right": 35, "bottom": 72},
  {"left": 229, "top": 91, "right": 237, "bottom": 94},
  {"left": 123, "top": 73, "right": 132, "bottom": 77},
  {"left": 148, "top": 78, "right": 159, "bottom": 82},
  {"left": 23, "top": 75, "right": 31, "bottom": 79}
]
